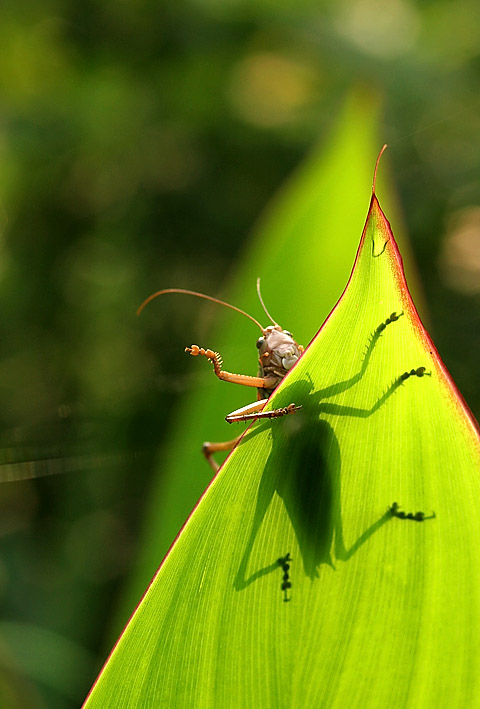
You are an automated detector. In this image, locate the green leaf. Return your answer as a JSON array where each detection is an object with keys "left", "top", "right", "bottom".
[
  {"left": 118, "top": 90, "right": 401, "bottom": 620},
  {"left": 84, "top": 172, "right": 480, "bottom": 705}
]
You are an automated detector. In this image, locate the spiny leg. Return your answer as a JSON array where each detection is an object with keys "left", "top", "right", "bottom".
[
  {"left": 400, "top": 366, "right": 428, "bottom": 381},
  {"left": 187, "top": 345, "right": 302, "bottom": 416},
  {"left": 226, "top": 401, "right": 302, "bottom": 423},
  {"left": 362, "top": 311, "right": 404, "bottom": 366},
  {"left": 389, "top": 501, "right": 436, "bottom": 522},
  {"left": 277, "top": 553, "right": 292, "bottom": 602},
  {"left": 186, "top": 345, "right": 275, "bottom": 389},
  {"left": 187, "top": 346, "right": 300, "bottom": 466},
  {"left": 366, "top": 367, "right": 430, "bottom": 416},
  {"left": 203, "top": 402, "right": 302, "bottom": 469},
  {"left": 320, "top": 312, "right": 408, "bottom": 403}
]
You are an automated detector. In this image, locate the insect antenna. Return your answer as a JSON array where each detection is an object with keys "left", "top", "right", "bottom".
[
  {"left": 136, "top": 288, "right": 265, "bottom": 331},
  {"left": 256, "top": 278, "right": 279, "bottom": 327}
]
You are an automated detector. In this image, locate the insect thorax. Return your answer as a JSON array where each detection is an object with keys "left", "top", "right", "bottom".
[{"left": 256, "top": 326, "right": 302, "bottom": 399}]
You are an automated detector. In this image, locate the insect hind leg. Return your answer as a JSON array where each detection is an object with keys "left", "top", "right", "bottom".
[{"left": 225, "top": 401, "right": 301, "bottom": 423}]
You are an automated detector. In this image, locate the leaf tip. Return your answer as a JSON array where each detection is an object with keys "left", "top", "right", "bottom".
[{"left": 372, "top": 144, "right": 388, "bottom": 195}]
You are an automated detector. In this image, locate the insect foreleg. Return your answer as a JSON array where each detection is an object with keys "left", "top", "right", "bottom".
[{"left": 186, "top": 345, "right": 276, "bottom": 389}]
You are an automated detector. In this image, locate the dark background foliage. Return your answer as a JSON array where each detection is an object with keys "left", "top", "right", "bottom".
[{"left": 0, "top": 0, "right": 478, "bottom": 706}]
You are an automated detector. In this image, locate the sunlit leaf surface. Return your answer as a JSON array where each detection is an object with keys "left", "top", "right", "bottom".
[
  {"left": 119, "top": 90, "right": 398, "bottom": 619},
  {"left": 84, "top": 178, "right": 480, "bottom": 706}
]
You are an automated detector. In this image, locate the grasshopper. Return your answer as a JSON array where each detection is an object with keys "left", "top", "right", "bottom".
[{"left": 137, "top": 280, "right": 304, "bottom": 470}]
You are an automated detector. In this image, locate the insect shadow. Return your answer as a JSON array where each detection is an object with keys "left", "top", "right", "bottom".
[{"left": 234, "top": 316, "right": 429, "bottom": 589}]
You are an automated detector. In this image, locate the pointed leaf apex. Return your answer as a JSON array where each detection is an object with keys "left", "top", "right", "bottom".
[{"left": 372, "top": 143, "right": 388, "bottom": 195}]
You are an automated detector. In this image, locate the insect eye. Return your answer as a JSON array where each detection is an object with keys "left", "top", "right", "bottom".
[{"left": 256, "top": 337, "right": 264, "bottom": 349}]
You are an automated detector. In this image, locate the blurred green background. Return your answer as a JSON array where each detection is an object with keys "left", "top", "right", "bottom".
[{"left": 0, "top": 0, "right": 479, "bottom": 706}]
